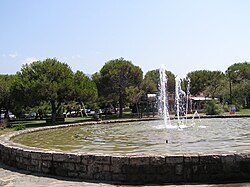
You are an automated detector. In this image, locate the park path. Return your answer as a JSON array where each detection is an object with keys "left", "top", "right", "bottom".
[{"left": 0, "top": 163, "right": 249, "bottom": 187}]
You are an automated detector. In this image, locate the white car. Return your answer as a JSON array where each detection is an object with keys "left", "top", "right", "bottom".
[{"left": 0, "top": 112, "right": 16, "bottom": 120}]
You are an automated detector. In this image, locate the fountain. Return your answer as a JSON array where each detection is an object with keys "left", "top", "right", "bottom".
[
  {"left": 0, "top": 117, "right": 249, "bottom": 184},
  {"left": 159, "top": 71, "right": 202, "bottom": 129},
  {"left": 159, "top": 69, "right": 193, "bottom": 128},
  {"left": 175, "top": 75, "right": 187, "bottom": 126},
  {"left": 0, "top": 65, "right": 249, "bottom": 184},
  {"left": 159, "top": 64, "right": 171, "bottom": 127},
  {"left": 185, "top": 78, "right": 190, "bottom": 124}
]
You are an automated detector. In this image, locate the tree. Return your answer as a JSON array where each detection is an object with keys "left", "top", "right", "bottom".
[
  {"left": 187, "top": 70, "right": 210, "bottom": 96},
  {"left": 93, "top": 58, "right": 143, "bottom": 117},
  {"left": 14, "top": 58, "right": 74, "bottom": 123},
  {"left": 125, "top": 86, "right": 144, "bottom": 115},
  {"left": 203, "top": 71, "right": 226, "bottom": 99},
  {"left": 186, "top": 70, "right": 225, "bottom": 97},
  {"left": 142, "top": 69, "right": 175, "bottom": 94},
  {"left": 141, "top": 70, "right": 159, "bottom": 93},
  {"left": 73, "top": 71, "right": 98, "bottom": 111},
  {"left": 226, "top": 62, "right": 250, "bottom": 108},
  {"left": 0, "top": 75, "right": 16, "bottom": 119}
]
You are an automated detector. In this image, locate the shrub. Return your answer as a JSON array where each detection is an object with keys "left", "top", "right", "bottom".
[
  {"left": 13, "top": 123, "right": 26, "bottom": 131},
  {"left": 205, "top": 100, "right": 224, "bottom": 115},
  {"left": 0, "top": 124, "right": 5, "bottom": 130},
  {"left": 0, "top": 122, "right": 12, "bottom": 129}
]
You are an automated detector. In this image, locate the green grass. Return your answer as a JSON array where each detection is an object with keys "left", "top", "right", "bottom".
[
  {"left": 1, "top": 109, "right": 250, "bottom": 137},
  {"left": 0, "top": 128, "right": 13, "bottom": 136},
  {"left": 10, "top": 119, "right": 46, "bottom": 128},
  {"left": 65, "top": 117, "right": 91, "bottom": 123},
  {"left": 236, "top": 109, "right": 250, "bottom": 114},
  {"left": 223, "top": 108, "right": 250, "bottom": 115},
  {"left": 0, "top": 117, "right": 93, "bottom": 136},
  {"left": 1, "top": 120, "right": 46, "bottom": 136}
]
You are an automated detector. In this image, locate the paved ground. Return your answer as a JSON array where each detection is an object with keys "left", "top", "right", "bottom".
[{"left": 0, "top": 163, "right": 250, "bottom": 187}]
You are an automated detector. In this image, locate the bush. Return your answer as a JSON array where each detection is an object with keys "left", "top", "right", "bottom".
[
  {"left": 0, "top": 122, "right": 12, "bottom": 129},
  {"left": 0, "top": 124, "right": 5, "bottom": 130},
  {"left": 13, "top": 123, "right": 26, "bottom": 131},
  {"left": 205, "top": 100, "right": 224, "bottom": 115},
  {"left": 234, "top": 103, "right": 243, "bottom": 111},
  {"left": 223, "top": 102, "right": 242, "bottom": 112},
  {"left": 223, "top": 104, "right": 229, "bottom": 112}
]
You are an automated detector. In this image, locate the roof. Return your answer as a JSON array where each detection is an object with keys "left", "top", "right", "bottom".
[{"left": 189, "top": 96, "right": 212, "bottom": 101}]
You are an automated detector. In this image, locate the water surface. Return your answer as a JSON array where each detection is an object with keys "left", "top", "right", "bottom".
[{"left": 13, "top": 118, "right": 250, "bottom": 155}]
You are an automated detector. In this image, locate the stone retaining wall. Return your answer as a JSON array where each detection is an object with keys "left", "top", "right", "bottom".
[{"left": 0, "top": 121, "right": 250, "bottom": 184}]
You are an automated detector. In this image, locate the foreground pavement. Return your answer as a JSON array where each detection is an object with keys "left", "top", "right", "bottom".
[{"left": 0, "top": 163, "right": 250, "bottom": 187}]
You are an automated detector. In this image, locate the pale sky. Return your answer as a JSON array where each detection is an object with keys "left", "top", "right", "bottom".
[{"left": 1, "top": 0, "right": 250, "bottom": 78}]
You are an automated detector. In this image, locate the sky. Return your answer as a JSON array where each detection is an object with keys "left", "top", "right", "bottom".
[{"left": 1, "top": 0, "right": 250, "bottom": 78}]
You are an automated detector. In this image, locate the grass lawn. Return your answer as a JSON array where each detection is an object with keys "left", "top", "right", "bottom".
[
  {"left": 236, "top": 108, "right": 250, "bottom": 114},
  {"left": 0, "top": 117, "right": 91, "bottom": 136},
  {"left": 0, "top": 119, "right": 46, "bottom": 136},
  {"left": 1, "top": 109, "right": 250, "bottom": 136},
  {"left": 0, "top": 128, "right": 13, "bottom": 136},
  {"left": 65, "top": 117, "right": 91, "bottom": 123}
]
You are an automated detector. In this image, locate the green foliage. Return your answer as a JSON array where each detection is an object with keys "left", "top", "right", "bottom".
[
  {"left": 13, "top": 58, "right": 74, "bottom": 123},
  {"left": 1, "top": 56, "right": 250, "bottom": 121},
  {"left": 227, "top": 62, "right": 250, "bottom": 83},
  {"left": 125, "top": 86, "right": 144, "bottom": 114},
  {"left": 73, "top": 71, "right": 98, "bottom": 108},
  {"left": 93, "top": 58, "right": 143, "bottom": 117},
  {"left": 13, "top": 123, "right": 26, "bottom": 131},
  {"left": 142, "top": 69, "right": 175, "bottom": 93},
  {"left": 205, "top": 100, "right": 224, "bottom": 115},
  {"left": 187, "top": 70, "right": 225, "bottom": 97},
  {"left": 237, "top": 109, "right": 250, "bottom": 114},
  {"left": 226, "top": 62, "right": 250, "bottom": 108},
  {"left": 141, "top": 70, "right": 158, "bottom": 93},
  {"left": 0, "top": 75, "right": 17, "bottom": 115}
]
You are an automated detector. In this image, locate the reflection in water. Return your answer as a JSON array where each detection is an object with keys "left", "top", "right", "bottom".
[{"left": 13, "top": 118, "right": 250, "bottom": 155}]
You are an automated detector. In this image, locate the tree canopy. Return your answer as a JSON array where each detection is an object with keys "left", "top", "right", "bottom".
[
  {"left": 0, "top": 75, "right": 16, "bottom": 118},
  {"left": 186, "top": 70, "right": 225, "bottom": 97},
  {"left": 0, "top": 58, "right": 250, "bottom": 121},
  {"left": 93, "top": 58, "right": 143, "bottom": 117},
  {"left": 14, "top": 58, "right": 74, "bottom": 123},
  {"left": 226, "top": 62, "right": 250, "bottom": 108},
  {"left": 73, "top": 71, "right": 98, "bottom": 108},
  {"left": 142, "top": 69, "right": 175, "bottom": 94}
]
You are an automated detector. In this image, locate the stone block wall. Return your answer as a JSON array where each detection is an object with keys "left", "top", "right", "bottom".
[
  {"left": 0, "top": 124, "right": 250, "bottom": 184},
  {"left": 0, "top": 144, "right": 250, "bottom": 184}
]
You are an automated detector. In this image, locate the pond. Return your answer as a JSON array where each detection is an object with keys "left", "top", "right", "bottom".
[{"left": 12, "top": 118, "right": 250, "bottom": 155}]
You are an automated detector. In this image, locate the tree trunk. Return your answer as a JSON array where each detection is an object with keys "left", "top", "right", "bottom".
[
  {"left": 119, "top": 92, "right": 123, "bottom": 118},
  {"left": 136, "top": 102, "right": 140, "bottom": 118},
  {"left": 81, "top": 102, "right": 88, "bottom": 117},
  {"left": 51, "top": 100, "right": 56, "bottom": 124},
  {"left": 247, "top": 94, "right": 250, "bottom": 108}
]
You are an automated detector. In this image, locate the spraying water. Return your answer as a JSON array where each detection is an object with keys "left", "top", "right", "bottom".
[
  {"left": 175, "top": 76, "right": 186, "bottom": 125},
  {"left": 159, "top": 65, "right": 198, "bottom": 129},
  {"left": 159, "top": 64, "right": 171, "bottom": 127},
  {"left": 185, "top": 78, "right": 191, "bottom": 124}
]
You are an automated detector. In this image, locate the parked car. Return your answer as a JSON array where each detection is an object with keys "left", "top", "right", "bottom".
[
  {"left": 0, "top": 112, "right": 16, "bottom": 120},
  {"left": 25, "top": 112, "right": 37, "bottom": 118}
]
